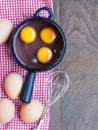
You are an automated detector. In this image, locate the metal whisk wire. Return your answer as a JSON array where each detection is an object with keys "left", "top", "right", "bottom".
[
  {"left": 34, "top": 71, "right": 70, "bottom": 130},
  {"left": 45, "top": 71, "right": 70, "bottom": 106}
]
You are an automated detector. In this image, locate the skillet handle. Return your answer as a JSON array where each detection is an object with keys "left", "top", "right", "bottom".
[
  {"left": 20, "top": 71, "right": 36, "bottom": 103},
  {"left": 33, "top": 7, "right": 54, "bottom": 21}
]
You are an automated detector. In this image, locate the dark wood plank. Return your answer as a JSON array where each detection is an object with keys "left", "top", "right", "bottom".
[
  {"left": 51, "top": 0, "right": 98, "bottom": 130},
  {"left": 50, "top": 1, "right": 62, "bottom": 130}
]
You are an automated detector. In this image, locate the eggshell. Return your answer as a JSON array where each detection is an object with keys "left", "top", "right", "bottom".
[
  {"left": 20, "top": 99, "right": 43, "bottom": 123},
  {"left": 4, "top": 72, "right": 24, "bottom": 99},
  {"left": 0, "top": 19, "right": 13, "bottom": 44},
  {"left": 0, "top": 98, "right": 15, "bottom": 123}
]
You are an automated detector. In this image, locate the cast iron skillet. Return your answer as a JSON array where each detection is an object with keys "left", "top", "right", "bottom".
[{"left": 10, "top": 7, "right": 66, "bottom": 103}]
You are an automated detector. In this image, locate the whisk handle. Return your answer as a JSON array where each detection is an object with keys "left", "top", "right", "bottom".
[{"left": 34, "top": 120, "right": 44, "bottom": 130}]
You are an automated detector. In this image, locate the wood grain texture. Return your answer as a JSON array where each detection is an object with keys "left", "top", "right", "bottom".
[{"left": 50, "top": 0, "right": 98, "bottom": 130}]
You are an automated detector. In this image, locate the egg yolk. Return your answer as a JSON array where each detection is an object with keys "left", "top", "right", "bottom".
[
  {"left": 40, "top": 27, "right": 57, "bottom": 44},
  {"left": 20, "top": 26, "right": 36, "bottom": 44},
  {"left": 37, "top": 47, "right": 53, "bottom": 64}
]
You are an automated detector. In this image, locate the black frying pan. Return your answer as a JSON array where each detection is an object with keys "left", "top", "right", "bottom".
[{"left": 10, "top": 7, "right": 66, "bottom": 103}]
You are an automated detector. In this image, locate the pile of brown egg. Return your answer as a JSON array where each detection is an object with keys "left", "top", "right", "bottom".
[{"left": 0, "top": 19, "right": 44, "bottom": 124}]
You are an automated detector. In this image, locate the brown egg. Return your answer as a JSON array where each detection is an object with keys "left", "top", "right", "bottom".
[
  {"left": 4, "top": 72, "right": 24, "bottom": 99},
  {"left": 0, "top": 19, "right": 13, "bottom": 44},
  {"left": 20, "top": 99, "right": 43, "bottom": 123},
  {"left": 0, "top": 98, "right": 15, "bottom": 123}
]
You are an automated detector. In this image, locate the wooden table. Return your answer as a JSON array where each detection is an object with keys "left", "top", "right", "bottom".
[{"left": 50, "top": 0, "right": 98, "bottom": 130}]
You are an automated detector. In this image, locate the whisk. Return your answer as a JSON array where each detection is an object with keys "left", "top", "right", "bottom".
[{"left": 34, "top": 71, "right": 70, "bottom": 130}]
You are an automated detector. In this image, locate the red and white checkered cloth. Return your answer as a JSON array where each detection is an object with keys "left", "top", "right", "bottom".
[{"left": 0, "top": 0, "right": 53, "bottom": 130}]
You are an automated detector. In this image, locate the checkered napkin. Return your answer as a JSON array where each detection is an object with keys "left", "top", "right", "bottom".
[{"left": 0, "top": 0, "right": 53, "bottom": 130}]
